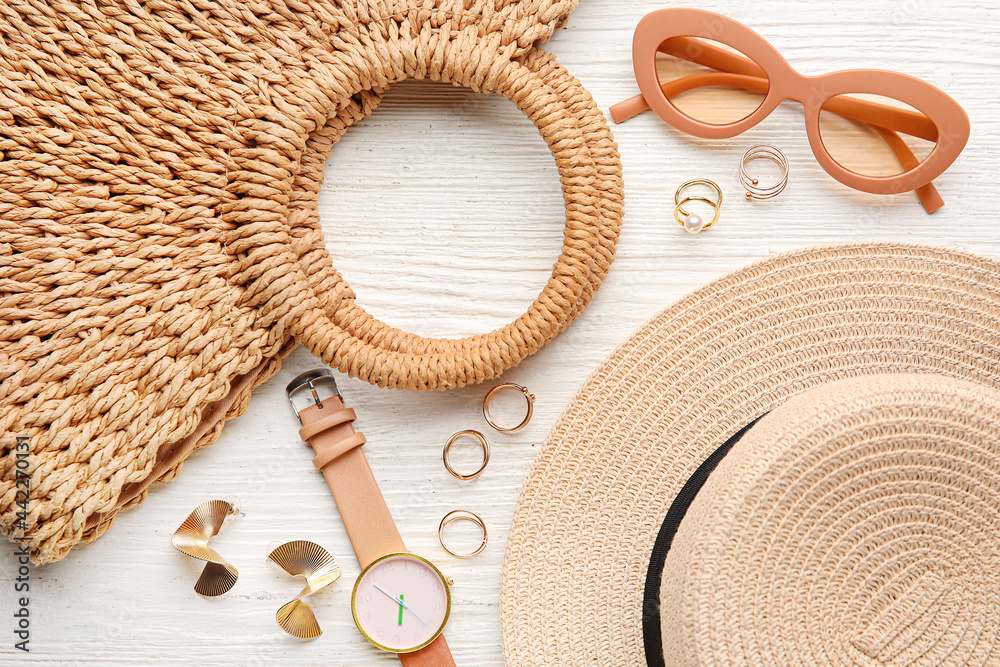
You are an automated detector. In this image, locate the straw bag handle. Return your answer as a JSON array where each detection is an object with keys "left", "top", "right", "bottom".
[{"left": 292, "top": 48, "right": 624, "bottom": 390}]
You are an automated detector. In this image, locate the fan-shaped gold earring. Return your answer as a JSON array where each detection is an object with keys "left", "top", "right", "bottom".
[
  {"left": 171, "top": 500, "right": 241, "bottom": 597},
  {"left": 267, "top": 540, "right": 341, "bottom": 639}
]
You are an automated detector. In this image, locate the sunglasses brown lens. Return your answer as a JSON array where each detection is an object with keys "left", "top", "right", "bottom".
[
  {"left": 655, "top": 36, "right": 769, "bottom": 126},
  {"left": 819, "top": 94, "right": 938, "bottom": 178}
]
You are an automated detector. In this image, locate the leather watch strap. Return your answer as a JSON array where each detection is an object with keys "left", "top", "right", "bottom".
[
  {"left": 401, "top": 635, "right": 455, "bottom": 666},
  {"left": 298, "top": 396, "right": 404, "bottom": 568},
  {"left": 297, "top": 395, "right": 457, "bottom": 666}
]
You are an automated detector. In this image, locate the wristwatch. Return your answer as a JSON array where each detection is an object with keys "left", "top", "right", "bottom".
[{"left": 287, "top": 369, "right": 457, "bottom": 665}]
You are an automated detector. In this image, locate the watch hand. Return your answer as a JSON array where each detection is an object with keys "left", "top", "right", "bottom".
[{"left": 372, "top": 582, "right": 427, "bottom": 626}]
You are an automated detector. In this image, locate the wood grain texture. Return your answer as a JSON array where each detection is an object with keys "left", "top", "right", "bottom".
[{"left": 3, "top": 1, "right": 998, "bottom": 664}]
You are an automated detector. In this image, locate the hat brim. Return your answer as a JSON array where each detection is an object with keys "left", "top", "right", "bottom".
[{"left": 500, "top": 243, "right": 1000, "bottom": 666}]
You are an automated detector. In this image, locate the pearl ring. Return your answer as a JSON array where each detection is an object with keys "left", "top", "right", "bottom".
[{"left": 673, "top": 179, "right": 723, "bottom": 234}]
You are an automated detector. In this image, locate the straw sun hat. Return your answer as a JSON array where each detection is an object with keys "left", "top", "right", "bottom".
[{"left": 501, "top": 243, "right": 1000, "bottom": 666}]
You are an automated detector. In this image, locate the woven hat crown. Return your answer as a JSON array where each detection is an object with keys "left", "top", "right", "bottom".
[{"left": 660, "top": 374, "right": 1000, "bottom": 666}]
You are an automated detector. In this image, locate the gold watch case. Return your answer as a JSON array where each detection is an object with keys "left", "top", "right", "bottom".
[{"left": 350, "top": 552, "right": 452, "bottom": 654}]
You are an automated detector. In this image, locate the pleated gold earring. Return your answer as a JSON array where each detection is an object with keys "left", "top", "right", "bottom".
[
  {"left": 267, "top": 541, "right": 341, "bottom": 639},
  {"left": 171, "top": 500, "right": 241, "bottom": 597}
]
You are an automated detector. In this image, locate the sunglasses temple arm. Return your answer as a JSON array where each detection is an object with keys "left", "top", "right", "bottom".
[
  {"left": 610, "top": 36, "right": 765, "bottom": 124},
  {"left": 913, "top": 183, "right": 944, "bottom": 214},
  {"left": 822, "top": 96, "right": 937, "bottom": 143},
  {"left": 611, "top": 73, "right": 766, "bottom": 124},
  {"left": 658, "top": 37, "right": 767, "bottom": 79},
  {"left": 872, "top": 126, "right": 945, "bottom": 213},
  {"left": 610, "top": 93, "right": 650, "bottom": 123}
]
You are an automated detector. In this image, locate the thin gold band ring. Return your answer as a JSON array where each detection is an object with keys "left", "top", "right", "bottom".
[
  {"left": 443, "top": 430, "right": 491, "bottom": 480},
  {"left": 438, "top": 510, "right": 488, "bottom": 558},
  {"left": 483, "top": 383, "right": 535, "bottom": 433}
]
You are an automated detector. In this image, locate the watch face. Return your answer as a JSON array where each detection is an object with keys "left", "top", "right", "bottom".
[{"left": 351, "top": 553, "right": 451, "bottom": 653}]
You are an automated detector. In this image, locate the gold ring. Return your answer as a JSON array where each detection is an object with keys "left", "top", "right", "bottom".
[
  {"left": 673, "top": 179, "right": 723, "bottom": 233},
  {"left": 483, "top": 382, "right": 535, "bottom": 432},
  {"left": 673, "top": 178, "right": 723, "bottom": 208},
  {"left": 443, "top": 430, "right": 491, "bottom": 480},
  {"left": 740, "top": 145, "right": 788, "bottom": 200},
  {"left": 438, "top": 510, "right": 488, "bottom": 559},
  {"left": 673, "top": 196, "right": 721, "bottom": 234}
]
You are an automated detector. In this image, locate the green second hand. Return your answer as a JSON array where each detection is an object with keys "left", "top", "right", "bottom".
[{"left": 398, "top": 594, "right": 404, "bottom": 626}]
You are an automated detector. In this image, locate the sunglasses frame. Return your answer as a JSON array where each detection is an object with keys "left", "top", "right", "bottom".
[{"left": 621, "top": 8, "right": 969, "bottom": 202}]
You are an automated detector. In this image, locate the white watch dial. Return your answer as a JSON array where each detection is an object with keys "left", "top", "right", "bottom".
[{"left": 351, "top": 553, "right": 451, "bottom": 653}]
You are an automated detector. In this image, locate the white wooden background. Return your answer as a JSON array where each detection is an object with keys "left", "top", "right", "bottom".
[{"left": 4, "top": 1, "right": 999, "bottom": 665}]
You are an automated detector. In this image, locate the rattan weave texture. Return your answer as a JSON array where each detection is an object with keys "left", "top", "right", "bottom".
[{"left": 0, "top": 0, "right": 623, "bottom": 562}]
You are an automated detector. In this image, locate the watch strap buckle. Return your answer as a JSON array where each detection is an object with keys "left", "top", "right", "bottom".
[{"left": 286, "top": 369, "right": 341, "bottom": 422}]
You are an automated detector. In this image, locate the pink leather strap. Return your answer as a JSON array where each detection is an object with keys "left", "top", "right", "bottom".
[
  {"left": 299, "top": 407, "right": 357, "bottom": 441},
  {"left": 298, "top": 397, "right": 404, "bottom": 568},
  {"left": 311, "top": 432, "right": 367, "bottom": 470},
  {"left": 296, "top": 396, "right": 457, "bottom": 666},
  {"left": 401, "top": 636, "right": 456, "bottom": 667}
]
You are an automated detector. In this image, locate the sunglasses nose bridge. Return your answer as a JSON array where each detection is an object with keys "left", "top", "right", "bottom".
[
  {"left": 768, "top": 68, "right": 825, "bottom": 109},
  {"left": 783, "top": 91, "right": 812, "bottom": 110}
]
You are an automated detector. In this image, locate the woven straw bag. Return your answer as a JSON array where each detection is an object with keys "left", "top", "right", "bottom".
[{"left": 0, "top": 0, "right": 623, "bottom": 563}]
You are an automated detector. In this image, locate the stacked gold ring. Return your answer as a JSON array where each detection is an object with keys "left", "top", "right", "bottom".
[
  {"left": 740, "top": 145, "right": 788, "bottom": 200},
  {"left": 673, "top": 179, "right": 723, "bottom": 233}
]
